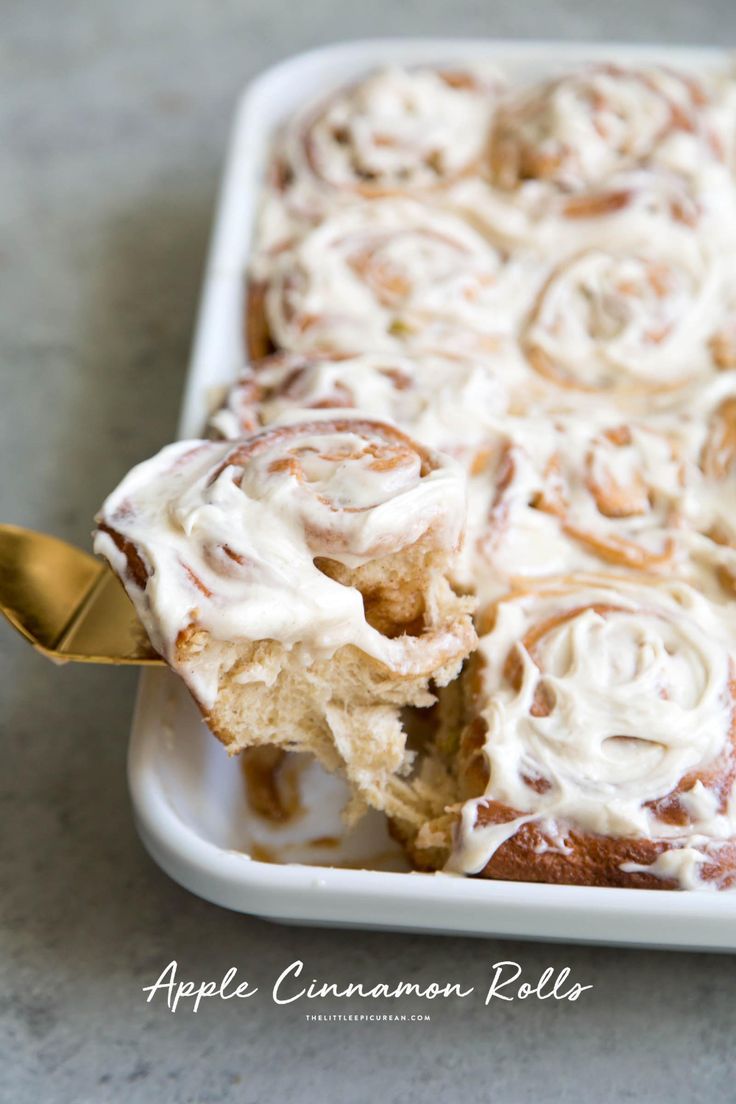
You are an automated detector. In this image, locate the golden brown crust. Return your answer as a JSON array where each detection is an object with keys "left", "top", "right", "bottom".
[
  {"left": 404, "top": 799, "right": 736, "bottom": 890},
  {"left": 468, "top": 801, "right": 736, "bottom": 890}
]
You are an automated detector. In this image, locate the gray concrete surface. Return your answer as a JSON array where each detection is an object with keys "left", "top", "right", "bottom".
[{"left": 2, "top": 2, "right": 736, "bottom": 1101}]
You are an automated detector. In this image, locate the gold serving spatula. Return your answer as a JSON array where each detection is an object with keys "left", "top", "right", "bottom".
[{"left": 0, "top": 524, "right": 162, "bottom": 665}]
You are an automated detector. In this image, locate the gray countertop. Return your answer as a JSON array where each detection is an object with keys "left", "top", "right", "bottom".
[{"left": 2, "top": 2, "right": 736, "bottom": 1101}]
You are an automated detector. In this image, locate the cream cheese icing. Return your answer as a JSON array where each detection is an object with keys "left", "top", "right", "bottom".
[
  {"left": 460, "top": 62, "right": 736, "bottom": 253},
  {"left": 254, "top": 198, "right": 540, "bottom": 359},
  {"left": 523, "top": 240, "right": 725, "bottom": 393},
  {"left": 239, "top": 59, "right": 736, "bottom": 888},
  {"left": 453, "top": 388, "right": 736, "bottom": 606},
  {"left": 94, "top": 419, "right": 469, "bottom": 707},
  {"left": 302, "top": 66, "right": 496, "bottom": 193},
  {"left": 449, "top": 575, "right": 736, "bottom": 887},
  {"left": 253, "top": 65, "right": 500, "bottom": 255},
  {"left": 208, "top": 351, "right": 523, "bottom": 460},
  {"left": 489, "top": 65, "right": 731, "bottom": 192},
  {"left": 95, "top": 58, "right": 736, "bottom": 888}
]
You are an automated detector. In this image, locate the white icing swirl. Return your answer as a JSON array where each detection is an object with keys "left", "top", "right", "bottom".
[
  {"left": 524, "top": 240, "right": 723, "bottom": 392},
  {"left": 252, "top": 66, "right": 499, "bottom": 257},
  {"left": 450, "top": 164, "right": 736, "bottom": 264},
  {"left": 490, "top": 65, "right": 727, "bottom": 193},
  {"left": 256, "top": 199, "right": 536, "bottom": 358},
  {"left": 453, "top": 575, "right": 736, "bottom": 885},
  {"left": 459, "top": 397, "right": 736, "bottom": 602},
  {"left": 302, "top": 66, "right": 495, "bottom": 193},
  {"left": 209, "top": 351, "right": 518, "bottom": 460},
  {"left": 471, "top": 416, "right": 688, "bottom": 582},
  {"left": 94, "top": 419, "right": 469, "bottom": 705}
]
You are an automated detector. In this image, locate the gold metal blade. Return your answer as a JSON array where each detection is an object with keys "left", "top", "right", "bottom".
[{"left": 0, "top": 524, "right": 163, "bottom": 665}]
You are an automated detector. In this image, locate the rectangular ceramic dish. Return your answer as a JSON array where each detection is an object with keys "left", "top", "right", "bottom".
[{"left": 129, "top": 38, "right": 736, "bottom": 949}]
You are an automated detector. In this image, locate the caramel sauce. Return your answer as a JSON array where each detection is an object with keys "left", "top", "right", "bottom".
[
  {"left": 247, "top": 840, "right": 408, "bottom": 872},
  {"left": 241, "top": 747, "right": 304, "bottom": 823}
]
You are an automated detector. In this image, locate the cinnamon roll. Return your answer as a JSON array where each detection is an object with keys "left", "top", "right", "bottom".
[
  {"left": 464, "top": 416, "right": 690, "bottom": 593},
  {"left": 248, "top": 200, "right": 534, "bottom": 360},
  {"left": 298, "top": 66, "right": 495, "bottom": 198},
  {"left": 489, "top": 65, "right": 726, "bottom": 194},
  {"left": 250, "top": 66, "right": 499, "bottom": 261},
  {"left": 208, "top": 350, "right": 521, "bottom": 463},
  {"left": 410, "top": 574, "right": 736, "bottom": 889},
  {"left": 443, "top": 64, "right": 736, "bottom": 255},
  {"left": 462, "top": 396, "right": 736, "bottom": 596},
  {"left": 532, "top": 420, "right": 685, "bottom": 572},
  {"left": 250, "top": 66, "right": 498, "bottom": 258},
  {"left": 522, "top": 241, "right": 723, "bottom": 394},
  {"left": 94, "top": 417, "right": 476, "bottom": 823}
]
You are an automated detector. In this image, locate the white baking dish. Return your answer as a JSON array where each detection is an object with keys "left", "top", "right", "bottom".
[{"left": 129, "top": 38, "right": 736, "bottom": 949}]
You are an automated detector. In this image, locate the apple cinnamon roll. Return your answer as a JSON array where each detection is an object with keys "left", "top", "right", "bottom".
[
  {"left": 247, "top": 200, "right": 533, "bottom": 360},
  {"left": 464, "top": 400, "right": 736, "bottom": 596},
  {"left": 297, "top": 66, "right": 495, "bottom": 198},
  {"left": 94, "top": 417, "right": 476, "bottom": 823},
  {"left": 444, "top": 64, "right": 736, "bottom": 254},
  {"left": 523, "top": 242, "right": 723, "bottom": 394},
  {"left": 494, "top": 418, "right": 687, "bottom": 572},
  {"left": 457, "top": 415, "right": 686, "bottom": 600},
  {"left": 252, "top": 66, "right": 499, "bottom": 259},
  {"left": 489, "top": 65, "right": 726, "bottom": 194},
  {"left": 208, "top": 350, "right": 520, "bottom": 463},
  {"left": 533, "top": 420, "right": 687, "bottom": 572},
  {"left": 411, "top": 574, "right": 736, "bottom": 889}
]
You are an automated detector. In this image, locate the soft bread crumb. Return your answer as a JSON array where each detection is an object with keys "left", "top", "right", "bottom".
[{"left": 176, "top": 533, "right": 476, "bottom": 825}]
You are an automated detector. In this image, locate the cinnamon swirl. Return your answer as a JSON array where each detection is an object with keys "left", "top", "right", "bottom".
[
  {"left": 441, "top": 64, "right": 736, "bottom": 255},
  {"left": 522, "top": 241, "right": 723, "bottom": 395},
  {"left": 489, "top": 65, "right": 726, "bottom": 194},
  {"left": 250, "top": 66, "right": 499, "bottom": 258},
  {"left": 300, "top": 66, "right": 495, "bottom": 198},
  {"left": 208, "top": 350, "right": 521, "bottom": 463},
  {"left": 248, "top": 200, "right": 534, "bottom": 360},
  {"left": 462, "top": 415, "right": 691, "bottom": 594}
]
